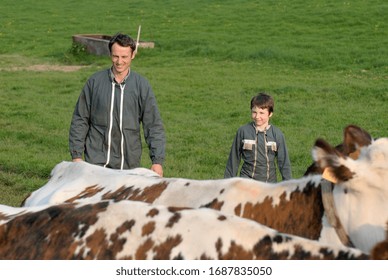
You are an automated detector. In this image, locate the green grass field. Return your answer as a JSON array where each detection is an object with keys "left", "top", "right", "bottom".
[{"left": 0, "top": 0, "right": 387, "bottom": 206}]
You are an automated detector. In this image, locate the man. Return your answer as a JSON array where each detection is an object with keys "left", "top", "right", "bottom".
[{"left": 69, "top": 33, "right": 165, "bottom": 176}]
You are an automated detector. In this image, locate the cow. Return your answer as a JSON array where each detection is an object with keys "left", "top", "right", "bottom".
[
  {"left": 22, "top": 161, "right": 327, "bottom": 239},
  {"left": 22, "top": 125, "right": 388, "bottom": 253},
  {"left": 0, "top": 200, "right": 367, "bottom": 260}
]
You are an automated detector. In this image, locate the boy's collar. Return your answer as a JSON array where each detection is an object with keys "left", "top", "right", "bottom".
[{"left": 254, "top": 124, "right": 271, "bottom": 132}]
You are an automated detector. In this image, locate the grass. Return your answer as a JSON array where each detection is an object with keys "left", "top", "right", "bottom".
[{"left": 0, "top": 0, "right": 387, "bottom": 206}]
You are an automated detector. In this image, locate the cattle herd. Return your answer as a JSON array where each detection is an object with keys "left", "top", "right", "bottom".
[{"left": 0, "top": 125, "right": 387, "bottom": 260}]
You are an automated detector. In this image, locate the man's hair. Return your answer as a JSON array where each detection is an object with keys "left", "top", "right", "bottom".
[
  {"left": 250, "top": 93, "right": 274, "bottom": 113},
  {"left": 108, "top": 33, "right": 137, "bottom": 53}
]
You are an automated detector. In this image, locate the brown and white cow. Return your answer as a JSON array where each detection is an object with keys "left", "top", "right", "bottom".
[
  {"left": 22, "top": 125, "right": 388, "bottom": 253},
  {"left": 0, "top": 200, "right": 367, "bottom": 260},
  {"left": 23, "top": 161, "right": 326, "bottom": 239}
]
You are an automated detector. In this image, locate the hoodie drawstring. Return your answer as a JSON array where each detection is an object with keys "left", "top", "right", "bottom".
[
  {"left": 119, "top": 83, "right": 125, "bottom": 170},
  {"left": 104, "top": 82, "right": 116, "bottom": 168}
]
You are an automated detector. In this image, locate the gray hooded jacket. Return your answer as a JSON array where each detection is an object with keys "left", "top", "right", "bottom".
[
  {"left": 224, "top": 122, "right": 292, "bottom": 182},
  {"left": 69, "top": 68, "right": 165, "bottom": 170}
]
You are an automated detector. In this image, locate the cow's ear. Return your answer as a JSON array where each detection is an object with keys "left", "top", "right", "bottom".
[
  {"left": 313, "top": 139, "right": 353, "bottom": 182},
  {"left": 343, "top": 125, "right": 372, "bottom": 160},
  {"left": 312, "top": 139, "right": 341, "bottom": 178},
  {"left": 312, "top": 139, "right": 341, "bottom": 169}
]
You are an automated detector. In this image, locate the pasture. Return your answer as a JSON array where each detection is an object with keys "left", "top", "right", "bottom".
[{"left": 0, "top": 0, "right": 387, "bottom": 206}]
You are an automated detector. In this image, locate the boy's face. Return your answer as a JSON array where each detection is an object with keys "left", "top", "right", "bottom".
[{"left": 251, "top": 106, "right": 272, "bottom": 129}]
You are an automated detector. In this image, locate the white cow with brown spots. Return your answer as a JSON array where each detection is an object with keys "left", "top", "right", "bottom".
[
  {"left": 0, "top": 200, "right": 367, "bottom": 260},
  {"left": 22, "top": 125, "right": 388, "bottom": 253},
  {"left": 23, "top": 161, "right": 326, "bottom": 239}
]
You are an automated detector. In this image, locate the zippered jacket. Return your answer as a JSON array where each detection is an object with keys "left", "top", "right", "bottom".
[
  {"left": 69, "top": 68, "right": 165, "bottom": 170},
  {"left": 224, "top": 122, "right": 292, "bottom": 182}
]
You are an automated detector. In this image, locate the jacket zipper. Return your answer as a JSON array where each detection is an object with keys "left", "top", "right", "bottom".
[
  {"left": 104, "top": 82, "right": 126, "bottom": 170},
  {"left": 252, "top": 131, "right": 258, "bottom": 178},
  {"left": 264, "top": 129, "right": 270, "bottom": 182},
  {"left": 252, "top": 127, "right": 270, "bottom": 182}
]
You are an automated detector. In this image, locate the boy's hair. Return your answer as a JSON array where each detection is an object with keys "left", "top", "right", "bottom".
[
  {"left": 250, "top": 93, "right": 274, "bottom": 113},
  {"left": 108, "top": 33, "right": 137, "bottom": 53}
]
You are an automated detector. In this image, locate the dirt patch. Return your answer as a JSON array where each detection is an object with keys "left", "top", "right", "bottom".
[
  {"left": 0, "top": 55, "right": 89, "bottom": 72},
  {"left": 6, "top": 65, "right": 87, "bottom": 72}
]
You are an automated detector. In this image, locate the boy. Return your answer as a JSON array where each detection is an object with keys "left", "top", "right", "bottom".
[{"left": 224, "top": 93, "right": 292, "bottom": 182}]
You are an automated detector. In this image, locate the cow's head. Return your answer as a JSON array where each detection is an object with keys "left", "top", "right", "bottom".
[
  {"left": 312, "top": 128, "right": 386, "bottom": 188},
  {"left": 312, "top": 126, "right": 388, "bottom": 252},
  {"left": 304, "top": 125, "right": 373, "bottom": 175}
]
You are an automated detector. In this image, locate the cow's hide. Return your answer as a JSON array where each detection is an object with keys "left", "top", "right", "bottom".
[
  {"left": 370, "top": 222, "right": 388, "bottom": 260},
  {"left": 0, "top": 200, "right": 367, "bottom": 260},
  {"left": 23, "top": 161, "right": 326, "bottom": 240}
]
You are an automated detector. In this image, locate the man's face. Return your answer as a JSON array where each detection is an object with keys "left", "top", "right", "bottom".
[
  {"left": 251, "top": 106, "right": 272, "bottom": 128},
  {"left": 110, "top": 43, "right": 135, "bottom": 75}
]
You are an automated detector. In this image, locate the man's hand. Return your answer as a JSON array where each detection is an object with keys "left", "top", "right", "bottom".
[
  {"left": 72, "top": 158, "right": 83, "bottom": 162},
  {"left": 151, "top": 164, "right": 163, "bottom": 177}
]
